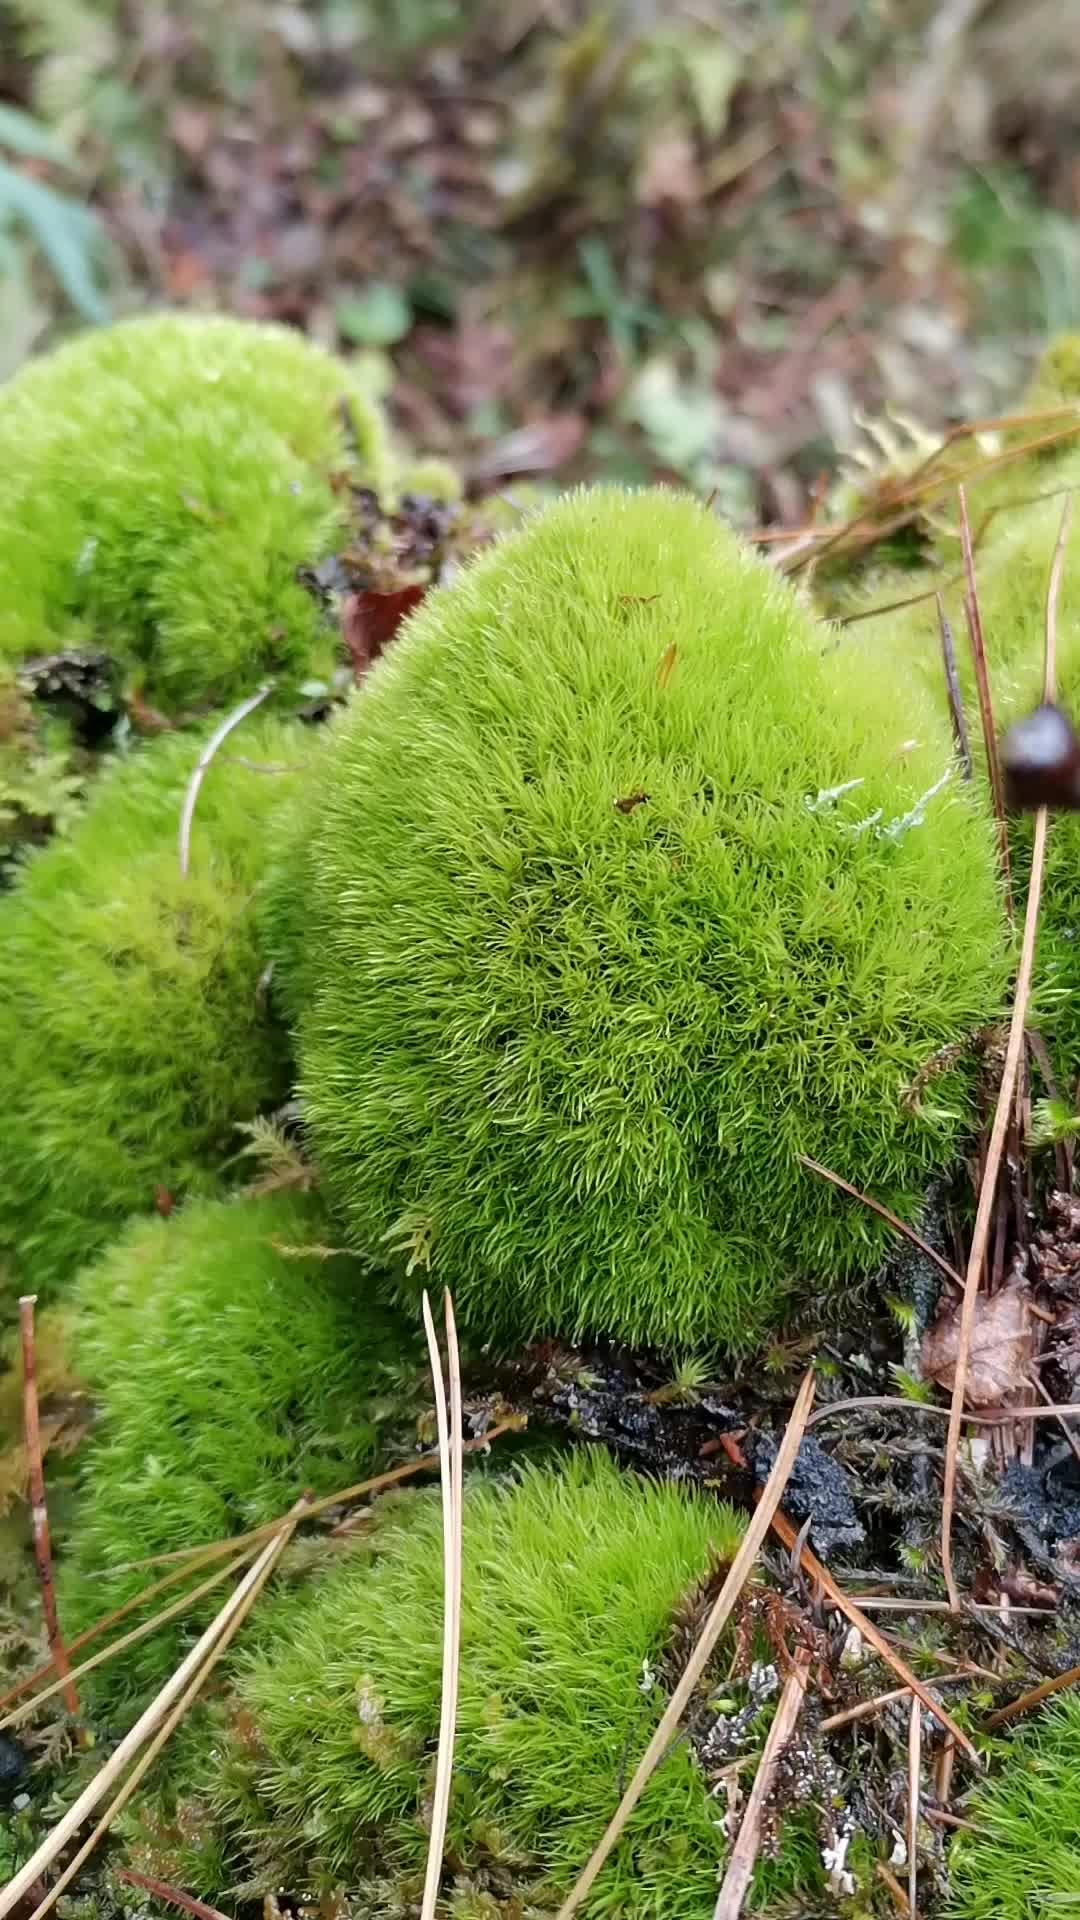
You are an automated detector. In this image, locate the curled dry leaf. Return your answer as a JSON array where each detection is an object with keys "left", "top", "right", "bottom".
[
  {"left": 921, "top": 1277, "right": 1034, "bottom": 1407},
  {"left": 341, "top": 585, "right": 426, "bottom": 679}
]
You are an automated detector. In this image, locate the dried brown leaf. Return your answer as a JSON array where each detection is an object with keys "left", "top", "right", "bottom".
[{"left": 922, "top": 1278, "right": 1034, "bottom": 1407}]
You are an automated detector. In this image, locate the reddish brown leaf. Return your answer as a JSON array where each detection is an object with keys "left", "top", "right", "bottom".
[
  {"left": 921, "top": 1277, "right": 1034, "bottom": 1407},
  {"left": 614, "top": 791, "right": 649, "bottom": 814},
  {"left": 341, "top": 586, "right": 426, "bottom": 679},
  {"left": 155, "top": 1186, "right": 175, "bottom": 1217}
]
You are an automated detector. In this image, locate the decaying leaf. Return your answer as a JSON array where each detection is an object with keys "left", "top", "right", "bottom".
[{"left": 921, "top": 1277, "right": 1034, "bottom": 1407}]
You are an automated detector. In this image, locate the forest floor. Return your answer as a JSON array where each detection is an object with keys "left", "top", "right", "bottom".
[{"left": 3, "top": 0, "right": 1080, "bottom": 524}]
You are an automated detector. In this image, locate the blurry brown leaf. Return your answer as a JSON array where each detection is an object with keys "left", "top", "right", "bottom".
[
  {"left": 921, "top": 1278, "right": 1034, "bottom": 1407},
  {"left": 998, "top": 1568, "right": 1060, "bottom": 1609},
  {"left": 614, "top": 791, "right": 649, "bottom": 814},
  {"left": 341, "top": 586, "right": 426, "bottom": 679},
  {"left": 466, "top": 415, "right": 586, "bottom": 486},
  {"left": 155, "top": 1186, "right": 175, "bottom": 1217},
  {"left": 638, "top": 126, "right": 701, "bottom": 208},
  {"left": 168, "top": 104, "right": 214, "bottom": 158},
  {"left": 126, "top": 690, "right": 174, "bottom": 736},
  {"left": 656, "top": 642, "right": 678, "bottom": 690}
]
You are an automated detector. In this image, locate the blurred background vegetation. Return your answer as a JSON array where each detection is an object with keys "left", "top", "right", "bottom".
[{"left": 2, "top": 0, "right": 1080, "bottom": 524}]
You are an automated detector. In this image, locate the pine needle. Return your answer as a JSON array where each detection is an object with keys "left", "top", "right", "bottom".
[{"left": 419, "top": 1291, "right": 464, "bottom": 1920}]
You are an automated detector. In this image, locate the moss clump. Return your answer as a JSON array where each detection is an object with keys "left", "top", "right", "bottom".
[
  {"left": 947, "top": 1697, "right": 1080, "bottom": 1918},
  {"left": 58, "top": 1190, "right": 422, "bottom": 1707},
  {"left": 291, "top": 485, "right": 1007, "bottom": 1354},
  {"left": 185, "top": 1452, "right": 747, "bottom": 1913},
  {"left": 0, "top": 312, "right": 392, "bottom": 712},
  {"left": 0, "top": 716, "right": 314, "bottom": 1293}
]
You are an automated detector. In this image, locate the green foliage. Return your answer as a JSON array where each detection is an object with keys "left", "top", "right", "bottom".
[
  {"left": 294, "top": 485, "right": 1007, "bottom": 1354},
  {"left": 58, "top": 1189, "right": 422, "bottom": 1707},
  {"left": 0, "top": 664, "right": 86, "bottom": 874},
  {"left": 0, "top": 103, "right": 108, "bottom": 323},
  {"left": 948, "top": 1696, "right": 1080, "bottom": 1918},
  {"left": 194, "top": 1451, "right": 749, "bottom": 1912},
  {"left": 0, "top": 716, "right": 311, "bottom": 1293},
  {"left": 0, "top": 311, "right": 392, "bottom": 711}
]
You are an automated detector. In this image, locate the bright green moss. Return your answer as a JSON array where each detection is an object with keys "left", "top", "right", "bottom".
[
  {"left": 948, "top": 1696, "right": 1080, "bottom": 1919},
  {"left": 196, "top": 1452, "right": 749, "bottom": 1914},
  {"left": 58, "top": 1190, "right": 422, "bottom": 1707},
  {"left": 0, "top": 715, "right": 315, "bottom": 1293},
  {"left": 0, "top": 312, "right": 392, "bottom": 711},
  {"left": 292, "top": 485, "right": 1007, "bottom": 1353}
]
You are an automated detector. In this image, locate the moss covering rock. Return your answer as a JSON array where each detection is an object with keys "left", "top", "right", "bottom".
[
  {"left": 0, "top": 311, "right": 392, "bottom": 714},
  {"left": 947, "top": 1695, "right": 1080, "bottom": 1918},
  {"left": 286, "top": 484, "right": 1007, "bottom": 1354},
  {"left": 163, "top": 1451, "right": 765, "bottom": 1915},
  {"left": 0, "top": 716, "right": 314, "bottom": 1294},
  {"left": 58, "top": 1189, "right": 422, "bottom": 1707}
]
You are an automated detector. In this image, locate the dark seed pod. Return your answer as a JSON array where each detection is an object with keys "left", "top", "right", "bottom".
[{"left": 1002, "top": 703, "right": 1080, "bottom": 812}]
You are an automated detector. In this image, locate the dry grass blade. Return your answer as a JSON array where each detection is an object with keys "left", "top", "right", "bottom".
[
  {"left": 554, "top": 1367, "right": 817, "bottom": 1920},
  {"left": 713, "top": 1650, "right": 812, "bottom": 1920},
  {"left": 940, "top": 497, "right": 1071, "bottom": 1608},
  {"left": 1, "top": 1546, "right": 258, "bottom": 1732},
  {"left": 0, "top": 1505, "right": 305, "bottom": 1920},
  {"left": 908, "top": 1694, "right": 921, "bottom": 1918},
  {"left": 419, "top": 1291, "right": 464, "bottom": 1920},
  {"left": 19, "top": 1295, "right": 80, "bottom": 1725},
  {"left": 797, "top": 1156, "right": 963, "bottom": 1289},
  {"left": 958, "top": 484, "right": 1013, "bottom": 909},
  {"left": 117, "top": 1869, "right": 231, "bottom": 1920},
  {"left": 178, "top": 683, "right": 271, "bottom": 877}
]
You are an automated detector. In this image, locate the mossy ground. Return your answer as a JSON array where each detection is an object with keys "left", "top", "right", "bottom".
[
  {"left": 0, "top": 715, "right": 314, "bottom": 1295},
  {"left": 142, "top": 1452, "right": 792, "bottom": 1917},
  {"left": 947, "top": 1696, "right": 1080, "bottom": 1918},
  {"left": 57, "top": 1188, "right": 423, "bottom": 1711},
  {"left": 289, "top": 483, "right": 1008, "bottom": 1355}
]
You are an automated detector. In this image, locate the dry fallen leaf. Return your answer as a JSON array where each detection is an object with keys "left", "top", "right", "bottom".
[
  {"left": 656, "top": 642, "right": 678, "bottom": 690},
  {"left": 921, "top": 1277, "right": 1034, "bottom": 1407},
  {"left": 638, "top": 126, "right": 702, "bottom": 208}
]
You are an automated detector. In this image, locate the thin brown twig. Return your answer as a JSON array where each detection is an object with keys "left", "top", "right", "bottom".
[
  {"left": 797, "top": 1156, "right": 964, "bottom": 1290},
  {"left": 713, "top": 1650, "right": 812, "bottom": 1920},
  {"left": 936, "top": 594, "right": 973, "bottom": 780},
  {"left": 877, "top": 1861, "right": 911, "bottom": 1915},
  {"left": 1, "top": 1503, "right": 306, "bottom": 1920},
  {"left": 419, "top": 1292, "right": 464, "bottom": 1920},
  {"left": 958, "top": 485, "right": 1013, "bottom": 912},
  {"left": 985, "top": 1661, "right": 1080, "bottom": 1729},
  {"left": 907, "top": 1695, "right": 921, "bottom": 1919},
  {"left": 807, "top": 1394, "right": 1080, "bottom": 1429},
  {"left": 117, "top": 1870, "right": 231, "bottom": 1920},
  {"left": 178, "top": 684, "right": 272, "bottom": 877},
  {"left": 819, "top": 1675, "right": 971, "bottom": 1734},
  {"left": 940, "top": 497, "right": 1070, "bottom": 1608},
  {"left": 19, "top": 1296, "right": 80, "bottom": 1725},
  {"left": 555, "top": 1369, "right": 817, "bottom": 1920}
]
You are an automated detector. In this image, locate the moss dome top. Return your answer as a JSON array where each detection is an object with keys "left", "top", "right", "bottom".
[
  {"left": 0, "top": 312, "right": 390, "bottom": 711},
  {"left": 294, "top": 485, "right": 1007, "bottom": 1353}
]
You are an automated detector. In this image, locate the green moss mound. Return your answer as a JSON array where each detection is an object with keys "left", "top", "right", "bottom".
[
  {"left": 0, "top": 312, "right": 391, "bottom": 712},
  {"left": 292, "top": 485, "right": 1007, "bottom": 1353},
  {"left": 947, "top": 1696, "right": 1080, "bottom": 1918},
  {"left": 58, "top": 1190, "right": 421, "bottom": 1707},
  {"left": 187, "top": 1452, "right": 749, "bottom": 1914},
  {"left": 0, "top": 716, "right": 314, "bottom": 1293}
]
